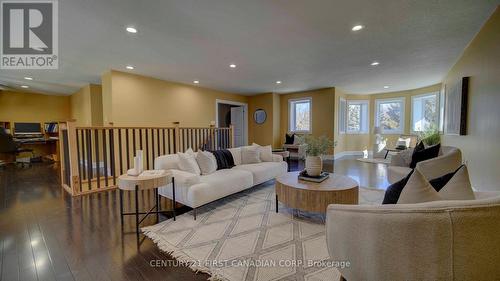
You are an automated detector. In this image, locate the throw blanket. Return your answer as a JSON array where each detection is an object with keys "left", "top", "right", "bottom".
[{"left": 211, "top": 149, "right": 235, "bottom": 170}]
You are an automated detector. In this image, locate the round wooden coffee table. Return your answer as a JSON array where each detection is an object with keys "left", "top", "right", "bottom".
[{"left": 275, "top": 171, "right": 359, "bottom": 213}]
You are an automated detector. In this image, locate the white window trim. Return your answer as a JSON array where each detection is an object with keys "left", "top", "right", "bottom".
[
  {"left": 410, "top": 92, "right": 439, "bottom": 133},
  {"left": 346, "top": 100, "right": 370, "bottom": 134},
  {"left": 288, "top": 97, "right": 312, "bottom": 133},
  {"left": 375, "top": 97, "right": 406, "bottom": 134},
  {"left": 338, "top": 97, "right": 346, "bottom": 134}
]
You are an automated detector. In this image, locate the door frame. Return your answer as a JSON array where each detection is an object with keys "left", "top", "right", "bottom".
[{"left": 215, "top": 99, "right": 248, "bottom": 146}]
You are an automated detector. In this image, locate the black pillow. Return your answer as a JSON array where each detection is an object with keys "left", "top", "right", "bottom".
[
  {"left": 285, "top": 133, "right": 295, "bottom": 145},
  {"left": 382, "top": 170, "right": 414, "bottom": 204},
  {"left": 211, "top": 149, "right": 235, "bottom": 170},
  {"left": 429, "top": 165, "right": 464, "bottom": 192},
  {"left": 409, "top": 143, "right": 441, "bottom": 169}
]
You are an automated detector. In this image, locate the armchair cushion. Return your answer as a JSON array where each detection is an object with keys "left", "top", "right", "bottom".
[
  {"left": 382, "top": 170, "right": 414, "bottom": 204},
  {"left": 285, "top": 133, "right": 294, "bottom": 144},
  {"left": 409, "top": 142, "right": 440, "bottom": 168},
  {"left": 398, "top": 168, "right": 442, "bottom": 204},
  {"left": 429, "top": 164, "right": 464, "bottom": 191},
  {"left": 438, "top": 165, "right": 475, "bottom": 201}
]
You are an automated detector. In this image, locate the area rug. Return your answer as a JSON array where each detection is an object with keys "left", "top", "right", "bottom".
[
  {"left": 143, "top": 182, "right": 384, "bottom": 281},
  {"left": 356, "top": 157, "right": 391, "bottom": 165}
]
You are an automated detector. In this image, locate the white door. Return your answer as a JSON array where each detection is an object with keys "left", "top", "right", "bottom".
[{"left": 230, "top": 106, "right": 244, "bottom": 147}]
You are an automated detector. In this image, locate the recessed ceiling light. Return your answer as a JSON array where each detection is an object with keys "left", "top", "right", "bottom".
[
  {"left": 229, "top": 64, "right": 236, "bottom": 68},
  {"left": 371, "top": 61, "right": 379, "bottom": 66},
  {"left": 352, "top": 25, "right": 364, "bottom": 31},
  {"left": 276, "top": 81, "right": 282, "bottom": 84},
  {"left": 126, "top": 26, "right": 137, "bottom": 33},
  {"left": 24, "top": 76, "right": 33, "bottom": 80},
  {"left": 21, "top": 85, "right": 29, "bottom": 88},
  {"left": 126, "top": 65, "right": 134, "bottom": 70},
  {"left": 193, "top": 80, "right": 200, "bottom": 84},
  {"left": 383, "top": 85, "right": 390, "bottom": 89}
]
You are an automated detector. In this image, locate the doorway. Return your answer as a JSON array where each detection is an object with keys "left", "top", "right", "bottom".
[{"left": 215, "top": 100, "right": 248, "bottom": 147}]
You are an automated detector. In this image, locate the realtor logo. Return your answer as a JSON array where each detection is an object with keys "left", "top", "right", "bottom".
[{"left": 1, "top": 0, "right": 58, "bottom": 69}]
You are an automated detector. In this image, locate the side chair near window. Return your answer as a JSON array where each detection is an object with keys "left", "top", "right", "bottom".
[{"left": 0, "top": 128, "right": 34, "bottom": 168}]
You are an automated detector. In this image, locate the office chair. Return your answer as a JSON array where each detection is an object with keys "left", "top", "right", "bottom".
[{"left": 0, "top": 128, "right": 34, "bottom": 167}]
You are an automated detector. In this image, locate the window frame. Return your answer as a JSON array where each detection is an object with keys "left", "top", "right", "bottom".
[
  {"left": 410, "top": 92, "right": 440, "bottom": 133},
  {"left": 374, "top": 97, "right": 406, "bottom": 134},
  {"left": 346, "top": 100, "right": 370, "bottom": 134},
  {"left": 288, "top": 97, "right": 312, "bottom": 133},
  {"left": 338, "top": 97, "right": 346, "bottom": 134}
]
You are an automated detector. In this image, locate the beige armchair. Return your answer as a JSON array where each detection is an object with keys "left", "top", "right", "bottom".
[
  {"left": 388, "top": 146, "right": 462, "bottom": 184},
  {"left": 326, "top": 191, "right": 500, "bottom": 280}
]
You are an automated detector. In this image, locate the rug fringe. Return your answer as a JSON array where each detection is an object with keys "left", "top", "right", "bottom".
[{"left": 142, "top": 226, "right": 230, "bottom": 281}]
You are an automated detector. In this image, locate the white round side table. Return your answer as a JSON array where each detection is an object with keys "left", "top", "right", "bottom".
[{"left": 118, "top": 171, "right": 175, "bottom": 239}]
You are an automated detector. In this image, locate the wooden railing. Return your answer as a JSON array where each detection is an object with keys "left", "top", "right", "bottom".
[{"left": 59, "top": 121, "right": 233, "bottom": 196}]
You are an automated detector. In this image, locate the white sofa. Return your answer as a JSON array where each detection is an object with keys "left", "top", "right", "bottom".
[
  {"left": 325, "top": 191, "right": 500, "bottom": 280},
  {"left": 388, "top": 146, "right": 462, "bottom": 184},
  {"left": 154, "top": 150, "right": 287, "bottom": 216}
]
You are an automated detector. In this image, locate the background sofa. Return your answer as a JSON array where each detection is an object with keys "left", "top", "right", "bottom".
[
  {"left": 388, "top": 146, "right": 462, "bottom": 184},
  {"left": 325, "top": 190, "right": 500, "bottom": 280},
  {"left": 154, "top": 148, "right": 287, "bottom": 214}
]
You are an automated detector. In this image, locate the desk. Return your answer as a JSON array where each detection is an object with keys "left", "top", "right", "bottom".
[{"left": 14, "top": 138, "right": 59, "bottom": 161}]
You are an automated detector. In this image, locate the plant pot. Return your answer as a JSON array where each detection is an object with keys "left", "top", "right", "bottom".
[{"left": 305, "top": 156, "right": 322, "bottom": 176}]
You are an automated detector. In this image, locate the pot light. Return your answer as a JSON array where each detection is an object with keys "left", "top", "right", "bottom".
[
  {"left": 352, "top": 25, "right": 364, "bottom": 31},
  {"left": 126, "top": 26, "right": 137, "bottom": 33},
  {"left": 371, "top": 61, "right": 379, "bottom": 66},
  {"left": 229, "top": 64, "right": 236, "bottom": 68},
  {"left": 383, "top": 85, "right": 390, "bottom": 89},
  {"left": 21, "top": 85, "right": 29, "bottom": 88},
  {"left": 126, "top": 65, "right": 134, "bottom": 70},
  {"left": 276, "top": 81, "right": 282, "bottom": 84},
  {"left": 24, "top": 77, "right": 33, "bottom": 80},
  {"left": 193, "top": 80, "right": 200, "bottom": 84}
]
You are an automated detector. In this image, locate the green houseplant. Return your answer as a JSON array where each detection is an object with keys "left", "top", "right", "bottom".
[
  {"left": 303, "top": 135, "right": 337, "bottom": 176},
  {"left": 419, "top": 125, "right": 441, "bottom": 146}
]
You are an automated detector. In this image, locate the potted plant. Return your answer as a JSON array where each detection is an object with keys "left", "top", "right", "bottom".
[
  {"left": 418, "top": 125, "right": 441, "bottom": 146},
  {"left": 303, "top": 135, "right": 337, "bottom": 176}
]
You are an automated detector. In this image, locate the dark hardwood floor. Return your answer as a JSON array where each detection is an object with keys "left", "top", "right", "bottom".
[{"left": 0, "top": 157, "right": 388, "bottom": 281}]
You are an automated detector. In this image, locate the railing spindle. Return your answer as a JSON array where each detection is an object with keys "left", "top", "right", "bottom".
[
  {"left": 146, "top": 128, "right": 150, "bottom": 170},
  {"left": 103, "top": 129, "right": 108, "bottom": 187},
  {"left": 86, "top": 129, "right": 92, "bottom": 191},
  {"left": 118, "top": 129, "right": 123, "bottom": 175},
  {"left": 76, "top": 129, "right": 83, "bottom": 192},
  {"left": 95, "top": 129, "right": 100, "bottom": 189},
  {"left": 110, "top": 129, "right": 116, "bottom": 186}
]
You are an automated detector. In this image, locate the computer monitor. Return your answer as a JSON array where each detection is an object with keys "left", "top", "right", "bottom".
[{"left": 14, "top": 122, "right": 42, "bottom": 135}]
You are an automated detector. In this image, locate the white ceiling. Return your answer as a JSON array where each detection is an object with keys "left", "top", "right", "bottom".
[{"left": 0, "top": 0, "right": 498, "bottom": 96}]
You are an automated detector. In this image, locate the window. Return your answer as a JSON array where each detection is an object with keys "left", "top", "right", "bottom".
[
  {"left": 375, "top": 97, "right": 405, "bottom": 134},
  {"left": 338, "top": 98, "right": 346, "bottom": 134},
  {"left": 289, "top": 98, "right": 311, "bottom": 133},
  {"left": 411, "top": 92, "right": 439, "bottom": 132},
  {"left": 438, "top": 88, "right": 445, "bottom": 132},
  {"left": 346, "top": 100, "right": 369, "bottom": 134}
]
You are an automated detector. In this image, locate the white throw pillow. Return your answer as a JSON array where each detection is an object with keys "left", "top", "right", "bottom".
[
  {"left": 252, "top": 143, "right": 273, "bottom": 162},
  {"left": 439, "top": 165, "right": 475, "bottom": 200},
  {"left": 397, "top": 169, "right": 441, "bottom": 204},
  {"left": 228, "top": 147, "right": 242, "bottom": 166},
  {"left": 177, "top": 151, "right": 201, "bottom": 175},
  {"left": 196, "top": 151, "right": 217, "bottom": 175},
  {"left": 241, "top": 145, "right": 261, "bottom": 164},
  {"left": 398, "top": 166, "right": 476, "bottom": 204}
]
